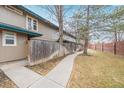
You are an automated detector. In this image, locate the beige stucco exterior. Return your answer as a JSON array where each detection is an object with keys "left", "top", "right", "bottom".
[
  {"left": 0, "top": 5, "right": 59, "bottom": 62},
  {"left": 33, "top": 22, "right": 59, "bottom": 41},
  {"left": 0, "top": 30, "right": 28, "bottom": 63},
  {"left": 0, "top": 5, "right": 59, "bottom": 41},
  {"left": 0, "top": 5, "right": 76, "bottom": 63},
  {"left": 0, "top": 6, "right": 26, "bottom": 29}
]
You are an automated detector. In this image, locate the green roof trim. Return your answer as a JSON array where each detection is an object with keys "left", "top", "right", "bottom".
[{"left": 0, "top": 23, "right": 42, "bottom": 37}]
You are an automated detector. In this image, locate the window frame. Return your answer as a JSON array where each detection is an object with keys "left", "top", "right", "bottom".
[
  {"left": 33, "top": 19, "right": 38, "bottom": 31},
  {"left": 2, "top": 31, "right": 17, "bottom": 46},
  {"left": 27, "top": 17, "right": 32, "bottom": 30},
  {"left": 26, "top": 15, "right": 38, "bottom": 32}
]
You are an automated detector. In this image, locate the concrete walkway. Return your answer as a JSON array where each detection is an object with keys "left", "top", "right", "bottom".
[
  {"left": 0, "top": 60, "right": 28, "bottom": 70},
  {"left": 0, "top": 51, "right": 83, "bottom": 88},
  {"left": 45, "top": 51, "right": 83, "bottom": 87},
  {"left": 0, "top": 61, "right": 63, "bottom": 88},
  {"left": 29, "top": 51, "right": 83, "bottom": 88},
  {"left": 3, "top": 66, "right": 42, "bottom": 88}
]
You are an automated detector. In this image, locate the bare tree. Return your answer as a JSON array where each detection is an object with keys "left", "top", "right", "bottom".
[
  {"left": 42, "top": 5, "right": 64, "bottom": 46},
  {"left": 83, "top": 5, "right": 90, "bottom": 55},
  {"left": 41, "top": 5, "right": 75, "bottom": 54},
  {"left": 55, "top": 6, "right": 64, "bottom": 46}
]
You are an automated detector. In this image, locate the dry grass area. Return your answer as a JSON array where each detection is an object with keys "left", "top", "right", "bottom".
[
  {"left": 27, "top": 56, "right": 65, "bottom": 76},
  {"left": 0, "top": 69, "right": 16, "bottom": 88},
  {"left": 68, "top": 49, "right": 124, "bottom": 88}
]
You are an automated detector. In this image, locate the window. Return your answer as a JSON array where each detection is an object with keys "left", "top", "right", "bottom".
[
  {"left": 26, "top": 16, "right": 38, "bottom": 31},
  {"left": 5, "top": 5, "right": 23, "bottom": 15},
  {"left": 28, "top": 17, "right": 32, "bottom": 30},
  {"left": 33, "top": 20, "right": 37, "bottom": 30},
  {"left": 2, "top": 32, "right": 17, "bottom": 46}
]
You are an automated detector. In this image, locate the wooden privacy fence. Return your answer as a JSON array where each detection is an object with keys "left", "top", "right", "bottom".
[
  {"left": 63, "top": 42, "right": 76, "bottom": 53},
  {"left": 28, "top": 39, "right": 81, "bottom": 65},
  {"left": 29, "top": 39, "right": 60, "bottom": 64},
  {"left": 89, "top": 41, "right": 124, "bottom": 56}
]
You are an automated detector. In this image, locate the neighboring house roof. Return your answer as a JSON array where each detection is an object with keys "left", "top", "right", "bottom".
[
  {"left": 63, "top": 35, "right": 76, "bottom": 43},
  {"left": 0, "top": 22, "right": 42, "bottom": 37},
  {"left": 57, "top": 37, "right": 76, "bottom": 43},
  {"left": 15, "top": 5, "right": 76, "bottom": 39}
]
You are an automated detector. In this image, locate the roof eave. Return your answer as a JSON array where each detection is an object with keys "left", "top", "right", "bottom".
[{"left": 0, "top": 23, "right": 42, "bottom": 37}]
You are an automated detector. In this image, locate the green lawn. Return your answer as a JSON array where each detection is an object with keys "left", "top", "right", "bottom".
[{"left": 68, "top": 49, "right": 124, "bottom": 88}]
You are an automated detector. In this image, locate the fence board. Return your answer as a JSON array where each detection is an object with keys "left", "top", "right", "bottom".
[
  {"left": 29, "top": 39, "right": 81, "bottom": 65},
  {"left": 89, "top": 41, "right": 124, "bottom": 56},
  {"left": 116, "top": 41, "right": 124, "bottom": 56},
  {"left": 29, "top": 39, "right": 59, "bottom": 63}
]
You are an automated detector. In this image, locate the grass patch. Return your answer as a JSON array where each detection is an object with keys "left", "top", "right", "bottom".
[
  {"left": 68, "top": 49, "right": 124, "bottom": 88},
  {"left": 0, "top": 69, "right": 16, "bottom": 88},
  {"left": 27, "top": 56, "right": 65, "bottom": 76}
]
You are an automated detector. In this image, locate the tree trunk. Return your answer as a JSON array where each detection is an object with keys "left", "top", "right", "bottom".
[
  {"left": 59, "top": 6, "right": 63, "bottom": 46},
  {"left": 83, "top": 5, "right": 90, "bottom": 55},
  {"left": 84, "top": 38, "right": 89, "bottom": 54},
  {"left": 55, "top": 5, "right": 64, "bottom": 55},
  {"left": 114, "top": 30, "right": 117, "bottom": 55}
]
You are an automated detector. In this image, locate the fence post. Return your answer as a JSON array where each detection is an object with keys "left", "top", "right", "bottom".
[
  {"left": 95, "top": 44, "right": 96, "bottom": 50},
  {"left": 102, "top": 42, "right": 104, "bottom": 52},
  {"left": 28, "top": 40, "right": 32, "bottom": 65},
  {"left": 102, "top": 43, "right": 103, "bottom": 52},
  {"left": 114, "top": 42, "right": 116, "bottom": 55},
  {"left": 102, "top": 43, "right": 104, "bottom": 52}
]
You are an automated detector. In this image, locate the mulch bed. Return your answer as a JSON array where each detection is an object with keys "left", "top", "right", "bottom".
[
  {"left": 26, "top": 56, "right": 66, "bottom": 76},
  {"left": 0, "top": 69, "right": 17, "bottom": 88}
]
